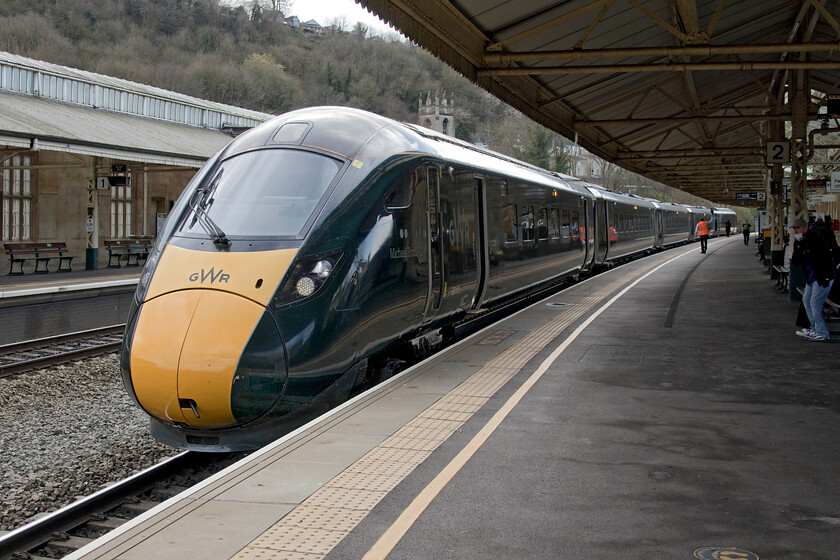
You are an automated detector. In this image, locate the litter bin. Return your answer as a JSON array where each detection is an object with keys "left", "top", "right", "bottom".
[{"left": 85, "top": 247, "right": 98, "bottom": 270}]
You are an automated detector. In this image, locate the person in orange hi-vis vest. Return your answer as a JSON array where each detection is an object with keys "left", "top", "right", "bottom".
[{"left": 695, "top": 217, "right": 710, "bottom": 253}]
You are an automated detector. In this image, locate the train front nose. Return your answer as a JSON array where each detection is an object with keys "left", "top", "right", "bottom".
[{"left": 129, "top": 290, "right": 287, "bottom": 428}]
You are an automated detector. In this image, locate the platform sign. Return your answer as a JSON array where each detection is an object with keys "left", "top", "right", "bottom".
[
  {"left": 828, "top": 94, "right": 840, "bottom": 115},
  {"left": 156, "top": 213, "right": 168, "bottom": 238},
  {"left": 829, "top": 172, "right": 840, "bottom": 192},
  {"left": 766, "top": 141, "right": 791, "bottom": 164},
  {"left": 735, "top": 192, "right": 757, "bottom": 200}
]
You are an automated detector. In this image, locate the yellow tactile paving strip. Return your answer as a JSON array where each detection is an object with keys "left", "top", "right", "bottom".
[{"left": 232, "top": 267, "right": 647, "bottom": 560}]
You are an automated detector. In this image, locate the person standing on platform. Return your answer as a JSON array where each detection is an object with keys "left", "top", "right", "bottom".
[
  {"left": 790, "top": 218, "right": 837, "bottom": 341},
  {"left": 742, "top": 222, "right": 751, "bottom": 245},
  {"left": 696, "top": 217, "right": 709, "bottom": 253},
  {"left": 725, "top": 219, "right": 731, "bottom": 237}
]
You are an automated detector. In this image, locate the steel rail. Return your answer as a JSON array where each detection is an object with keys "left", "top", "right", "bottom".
[
  {"left": 0, "top": 324, "right": 125, "bottom": 377},
  {"left": 0, "top": 452, "right": 196, "bottom": 560}
]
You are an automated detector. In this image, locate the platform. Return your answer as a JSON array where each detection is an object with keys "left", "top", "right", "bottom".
[
  {"left": 0, "top": 264, "right": 139, "bottom": 295},
  {"left": 65, "top": 235, "right": 840, "bottom": 560},
  {"left": 0, "top": 266, "right": 140, "bottom": 345}
]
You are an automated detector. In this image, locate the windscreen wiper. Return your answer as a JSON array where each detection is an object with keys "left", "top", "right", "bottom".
[{"left": 188, "top": 172, "right": 231, "bottom": 247}]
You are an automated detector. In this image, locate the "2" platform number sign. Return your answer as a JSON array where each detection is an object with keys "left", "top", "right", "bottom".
[{"left": 766, "top": 141, "right": 791, "bottom": 164}]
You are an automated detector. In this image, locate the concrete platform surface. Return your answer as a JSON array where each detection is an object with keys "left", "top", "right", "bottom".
[{"left": 65, "top": 235, "right": 840, "bottom": 560}]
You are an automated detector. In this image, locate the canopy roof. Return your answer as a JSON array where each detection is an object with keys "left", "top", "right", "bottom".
[{"left": 361, "top": 0, "right": 840, "bottom": 205}]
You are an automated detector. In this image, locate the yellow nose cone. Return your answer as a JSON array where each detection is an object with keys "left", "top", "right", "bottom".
[{"left": 130, "top": 290, "right": 268, "bottom": 428}]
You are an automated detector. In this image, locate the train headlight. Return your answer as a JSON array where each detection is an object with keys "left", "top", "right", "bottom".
[
  {"left": 295, "top": 276, "right": 317, "bottom": 297},
  {"left": 276, "top": 252, "right": 341, "bottom": 306}
]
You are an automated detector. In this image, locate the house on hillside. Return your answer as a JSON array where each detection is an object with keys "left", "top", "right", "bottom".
[
  {"left": 284, "top": 17, "right": 325, "bottom": 34},
  {"left": 302, "top": 19, "right": 324, "bottom": 34}
]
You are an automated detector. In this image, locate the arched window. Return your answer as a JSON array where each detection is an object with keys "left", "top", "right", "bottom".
[{"left": 442, "top": 118, "right": 449, "bottom": 135}]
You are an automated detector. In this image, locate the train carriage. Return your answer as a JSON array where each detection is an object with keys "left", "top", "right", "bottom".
[
  {"left": 686, "top": 206, "right": 714, "bottom": 241},
  {"left": 712, "top": 207, "right": 738, "bottom": 237},
  {"left": 584, "top": 186, "right": 658, "bottom": 265},
  {"left": 653, "top": 201, "right": 692, "bottom": 249},
  {"left": 121, "top": 107, "right": 602, "bottom": 451}
]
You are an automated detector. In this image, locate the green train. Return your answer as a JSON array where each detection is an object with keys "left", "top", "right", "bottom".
[{"left": 119, "top": 106, "right": 730, "bottom": 451}]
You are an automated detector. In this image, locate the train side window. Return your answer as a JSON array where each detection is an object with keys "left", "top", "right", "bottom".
[
  {"left": 503, "top": 203, "right": 518, "bottom": 242},
  {"left": 385, "top": 169, "right": 416, "bottom": 211},
  {"left": 522, "top": 205, "right": 534, "bottom": 242},
  {"left": 537, "top": 209, "right": 549, "bottom": 240},
  {"left": 570, "top": 210, "right": 580, "bottom": 240},
  {"left": 549, "top": 208, "right": 560, "bottom": 240},
  {"left": 560, "top": 208, "right": 570, "bottom": 240}
]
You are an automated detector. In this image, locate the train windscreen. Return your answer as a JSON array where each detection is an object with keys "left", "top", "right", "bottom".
[{"left": 178, "top": 149, "right": 343, "bottom": 238}]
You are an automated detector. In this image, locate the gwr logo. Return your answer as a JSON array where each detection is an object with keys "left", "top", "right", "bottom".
[{"left": 189, "top": 267, "right": 230, "bottom": 284}]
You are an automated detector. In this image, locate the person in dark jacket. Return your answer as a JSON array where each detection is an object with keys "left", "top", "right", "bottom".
[{"left": 791, "top": 217, "right": 837, "bottom": 341}]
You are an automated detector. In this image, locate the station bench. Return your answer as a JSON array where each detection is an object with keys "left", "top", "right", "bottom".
[
  {"left": 4, "top": 242, "right": 75, "bottom": 275},
  {"left": 104, "top": 239, "right": 152, "bottom": 268}
]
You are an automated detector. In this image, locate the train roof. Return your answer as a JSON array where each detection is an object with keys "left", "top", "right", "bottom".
[
  {"left": 221, "top": 106, "right": 587, "bottom": 197},
  {"left": 651, "top": 200, "right": 691, "bottom": 212}
]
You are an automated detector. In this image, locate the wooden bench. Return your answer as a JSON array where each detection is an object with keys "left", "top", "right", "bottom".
[
  {"left": 103, "top": 239, "right": 152, "bottom": 268},
  {"left": 4, "top": 242, "right": 75, "bottom": 275}
]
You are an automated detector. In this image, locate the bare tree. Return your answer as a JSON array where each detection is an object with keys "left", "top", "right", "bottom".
[
  {"left": 327, "top": 15, "right": 351, "bottom": 33},
  {"left": 599, "top": 159, "right": 630, "bottom": 191}
]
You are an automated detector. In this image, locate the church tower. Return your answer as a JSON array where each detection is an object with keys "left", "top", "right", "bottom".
[{"left": 418, "top": 91, "right": 455, "bottom": 136}]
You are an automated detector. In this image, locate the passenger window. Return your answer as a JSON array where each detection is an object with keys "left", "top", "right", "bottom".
[
  {"left": 549, "top": 209, "right": 560, "bottom": 240},
  {"left": 561, "top": 208, "right": 571, "bottom": 240},
  {"left": 522, "top": 205, "right": 534, "bottom": 242},
  {"left": 503, "top": 204, "right": 518, "bottom": 242},
  {"left": 538, "top": 209, "right": 549, "bottom": 240}
]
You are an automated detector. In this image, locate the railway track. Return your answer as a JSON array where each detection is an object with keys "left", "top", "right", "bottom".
[
  {"left": 0, "top": 451, "right": 247, "bottom": 560},
  {"left": 0, "top": 325, "right": 125, "bottom": 378}
]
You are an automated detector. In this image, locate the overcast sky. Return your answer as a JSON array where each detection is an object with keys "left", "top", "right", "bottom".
[{"left": 288, "top": 0, "right": 400, "bottom": 36}]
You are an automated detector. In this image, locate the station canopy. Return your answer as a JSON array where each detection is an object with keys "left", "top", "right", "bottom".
[{"left": 360, "top": 0, "right": 840, "bottom": 206}]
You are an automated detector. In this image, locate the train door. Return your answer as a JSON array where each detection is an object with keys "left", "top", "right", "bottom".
[
  {"left": 423, "top": 165, "right": 443, "bottom": 322},
  {"left": 471, "top": 176, "right": 489, "bottom": 309},
  {"left": 596, "top": 198, "right": 609, "bottom": 263},
  {"left": 581, "top": 197, "right": 592, "bottom": 267},
  {"left": 655, "top": 208, "right": 664, "bottom": 248}
]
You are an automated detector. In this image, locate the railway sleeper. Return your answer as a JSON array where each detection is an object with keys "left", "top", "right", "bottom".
[
  {"left": 85, "top": 515, "right": 126, "bottom": 532},
  {"left": 42, "top": 533, "right": 95, "bottom": 553}
]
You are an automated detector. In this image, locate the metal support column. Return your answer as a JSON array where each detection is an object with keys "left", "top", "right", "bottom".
[
  {"left": 85, "top": 158, "right": 99, "bottom": 270},
  {"left": 788, "top": 69, "right": 810, "bottom": 300},
  {"left": 790, "top": 72, "right": 809, "bottom": 224},
  {"left": 767, "top": 120, "right": 784, "bottom": 278}
]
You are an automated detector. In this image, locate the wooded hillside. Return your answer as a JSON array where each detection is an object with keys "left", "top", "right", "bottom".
[
  {"left": 0, "top": 0, "right": 730, "bottom": 209},
  {"left": 0, "top": 0, "right": 520, "bottom": 145}
]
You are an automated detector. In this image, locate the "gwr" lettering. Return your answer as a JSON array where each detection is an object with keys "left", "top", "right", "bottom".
[{"left": 188, "top": 267, "right": 230, "bottom": 284}]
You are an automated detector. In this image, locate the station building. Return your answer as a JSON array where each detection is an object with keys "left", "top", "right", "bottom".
[{"left": 0, "top": 51, "right": 271, "bottom": 271}]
